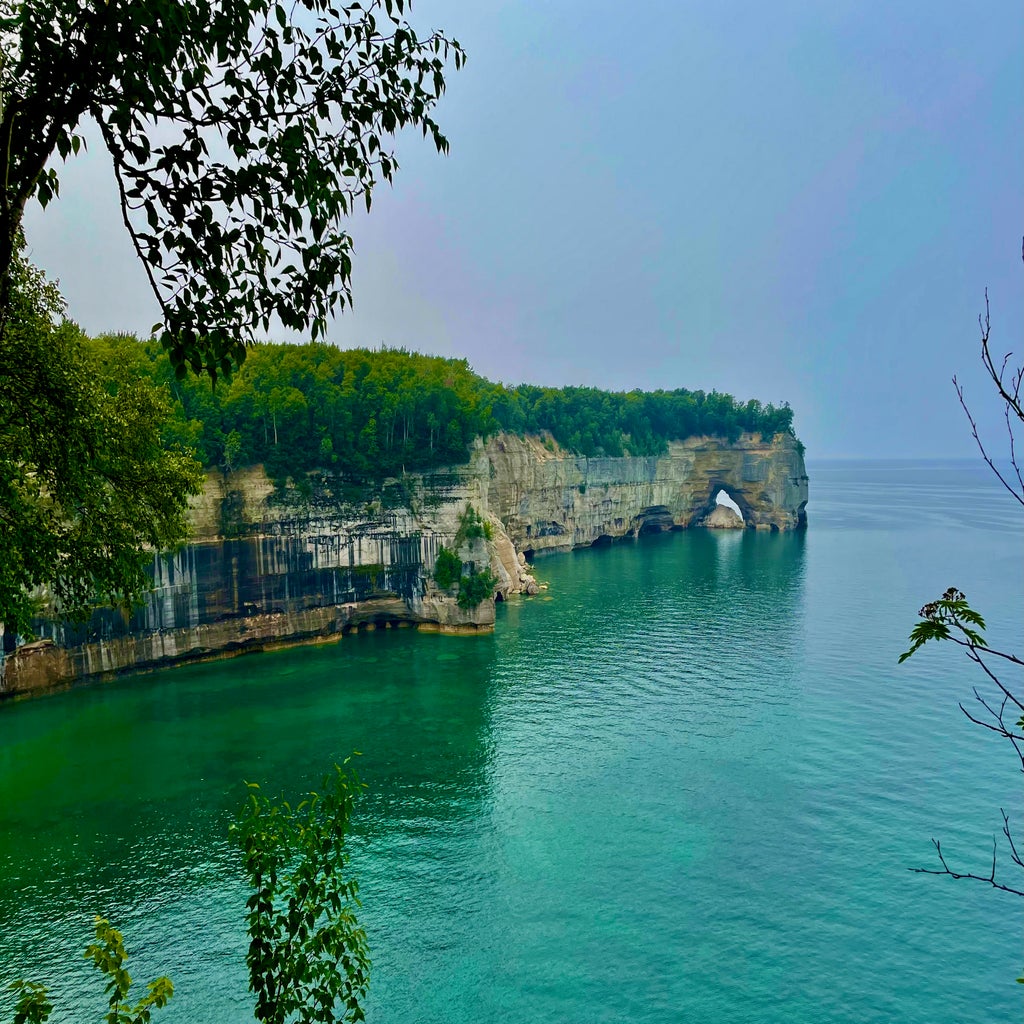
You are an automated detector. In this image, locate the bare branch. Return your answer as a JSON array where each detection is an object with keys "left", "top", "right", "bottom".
[
  {"left": 963, "top": 648, "right": 1024, "bottom": 711},
  {"left": 906, "top": 262, "right": 1024, "bottom": 907},
  {"left": 1004, "top": 811, "right": 1024, "bottom": 870},
  {"left": 954, "top": 376, "right": 1024, "bottom": 508},
  {"left": 911, "top": 838, "right": 1024, "bottom": 898}
]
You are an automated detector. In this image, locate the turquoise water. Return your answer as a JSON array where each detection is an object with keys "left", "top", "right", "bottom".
[{"left": 1, "top": 460, "right": 1021, "bottom": 1022}]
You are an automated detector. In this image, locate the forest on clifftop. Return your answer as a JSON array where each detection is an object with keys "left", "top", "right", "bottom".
[{"left": 89, "top": 335, "right": 799, "bottom": 483}]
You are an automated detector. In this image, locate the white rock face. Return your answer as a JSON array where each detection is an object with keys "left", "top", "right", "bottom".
[
  {"left": 704, "top": 504, "right": 744, "bottom": 529},
  {"left": 487, "top": 513, "right": 527, "bottom": 598}
]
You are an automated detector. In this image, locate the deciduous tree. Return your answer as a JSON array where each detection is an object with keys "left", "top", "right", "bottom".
[
  {"left": 0, "top": 240, "right": 204, "bottom": 636},
  {"left": 231, "top": 761, "right": 370, "bottom": 1024},
  {"left": 0, "top": 0, "right": 465, "bottom": 377}
]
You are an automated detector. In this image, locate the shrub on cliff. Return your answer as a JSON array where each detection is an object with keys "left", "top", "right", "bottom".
[
  {"left": 457, "top": 567, "right": 497, "bottom": 609},
  {"left": 455, "top": 505, "right": 492, "bottom": 544},
  {"left": 433, "top": 546, "right": 462, "bottom": 590},
  {"left": 435, "top": 528, "right": 494, "bottom": 606}
]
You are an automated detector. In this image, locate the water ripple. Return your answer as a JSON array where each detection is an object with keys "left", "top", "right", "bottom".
[{"left": 1, "top": 464, "right": 1022, "bottom": 1023}]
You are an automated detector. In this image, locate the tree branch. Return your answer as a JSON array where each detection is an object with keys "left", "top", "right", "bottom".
[
  {"left": 911, "top": 836, "right": 1024, "bottom": 898},
  {"left": 94, "top": 115, "right": 171, "bottom": 331}
]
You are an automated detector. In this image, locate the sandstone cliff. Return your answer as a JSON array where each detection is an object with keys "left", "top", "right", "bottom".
[
  {"left": 486, "top": 432, "right": 807, "bottom": 553},
  {"left": 1, "top": 432, "right": 807, "bottom": 698}
]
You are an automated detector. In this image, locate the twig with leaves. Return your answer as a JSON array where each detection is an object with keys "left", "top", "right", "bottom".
[
  {"left": 901, "top": 250, "right": 1023, "bottom": 920},
  {"left": 230, "top": 758, "right": 370, "bottom": 1024},
  {"left": 7, "top": 917, "right": 173, "bottom": 1024},
  {"left": 901, "top": 587, "right": 1024, "bottom": 896}
]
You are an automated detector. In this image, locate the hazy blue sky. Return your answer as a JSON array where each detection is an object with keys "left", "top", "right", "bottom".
[{"left": 22, "top": 1, "right": 1024, "bottom": 458}]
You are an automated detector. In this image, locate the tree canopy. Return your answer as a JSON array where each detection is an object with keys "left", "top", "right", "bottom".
[
  {"left": 0, "top": 0, "right": 465, "bottom": 377},
  {"left": 101, "top": 335, "right": 798, "bottom": 485},
  {"left": 0, "top": 244, "right": 204, "bottom": 636}
]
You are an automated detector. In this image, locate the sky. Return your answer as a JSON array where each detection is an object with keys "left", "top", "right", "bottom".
[{"left": 21, "top": 1, "right": 1024, "bottom": 458}]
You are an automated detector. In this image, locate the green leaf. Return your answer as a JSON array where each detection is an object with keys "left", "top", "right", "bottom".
[{"left": 233, "top": 763, "right": 369, "bottom": 1022}]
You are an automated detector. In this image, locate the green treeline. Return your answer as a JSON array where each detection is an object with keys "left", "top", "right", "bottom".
[
  {"left": 87, "top": 336, "right": 798, "bottom": 482},
  {"left": 494, "top": 383, "right": 796, "bottom": 459}
]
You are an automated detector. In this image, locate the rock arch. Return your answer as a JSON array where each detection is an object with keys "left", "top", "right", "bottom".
[
  {"left": 692, "top": 482, "right": 750, "bottom": 529},
  {"left": 486, "top": 432, "right": 808, "bottom": 551}
]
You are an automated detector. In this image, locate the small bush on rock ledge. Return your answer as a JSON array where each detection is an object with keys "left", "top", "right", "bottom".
[
  {"left": 457, "top": 568, "right": 498, "bottom": 609},
  {"left": 433, "top": 546, "right": 462, "bottom": 590},
  {"left": 455, "top": 505, "right": 492, "bottom": 544}
]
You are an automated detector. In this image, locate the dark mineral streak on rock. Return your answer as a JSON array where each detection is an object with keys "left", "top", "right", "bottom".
[{"left": 1, "top": 432, "right": 807, "bottom": 699}]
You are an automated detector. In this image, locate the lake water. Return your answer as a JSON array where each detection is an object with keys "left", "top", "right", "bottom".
[{"left": 1, "top": 460, "right": 1021, "bottom": 1023}]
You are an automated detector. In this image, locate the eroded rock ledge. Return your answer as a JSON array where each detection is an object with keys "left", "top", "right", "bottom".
[{"left": 1, "top": 432, "right": 807, "bottom": 699}]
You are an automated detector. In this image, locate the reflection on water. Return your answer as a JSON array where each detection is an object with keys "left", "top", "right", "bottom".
[
  {"left": 1, "top": 462, "right": 1021, "bottom": 1024},
  {"left": 0, "top": 631, "right": 498, "bottom": 1021}
]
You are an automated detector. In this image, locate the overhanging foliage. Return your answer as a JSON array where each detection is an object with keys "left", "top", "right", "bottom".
[{"left": 0, "top": 0, "right": 465, "bottom": 377}]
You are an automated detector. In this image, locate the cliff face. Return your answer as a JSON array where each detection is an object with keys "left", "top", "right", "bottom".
[
  {"left": 1, "top": 432, "right": 806, "bottom": 698},
  {"left": 3, "top": 466, "right": 498, "bottom": 697},
  {"left": 486, "top": 432, "right": 807, "bottom": 552}
]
